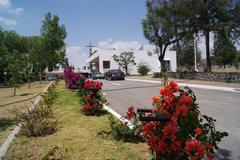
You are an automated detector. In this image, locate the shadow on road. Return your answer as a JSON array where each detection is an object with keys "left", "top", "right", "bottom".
[
  {"left": 103, "top": 85, "right": 162, "bottom": 92},
  {"left": 215, "top": 149, "right": 232, "bottom": 160}
]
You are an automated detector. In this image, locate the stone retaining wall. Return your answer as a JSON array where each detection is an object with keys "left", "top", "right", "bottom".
[{"left": 153, "top": 72, "right": 240, "bottom": 83}]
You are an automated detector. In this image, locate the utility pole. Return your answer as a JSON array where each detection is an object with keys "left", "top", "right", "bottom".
[
  {"left": 86, "top": 42, "right": 94, "bottom": 57},
  {"left": 194, "top": 37, "right": 198, "bottom": 72}
]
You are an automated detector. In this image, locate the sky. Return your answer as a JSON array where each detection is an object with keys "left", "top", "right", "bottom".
[
  {"left": 0, "top": 0, "right": 150, "bottom": 68},
  {"left": 0, "top": 0, "right": 215, "bottom": 69}
]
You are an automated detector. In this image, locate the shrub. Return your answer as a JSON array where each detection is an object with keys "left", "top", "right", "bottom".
[
  {"left": 108, "top": 115, "right": 142, "bottom": 143},
  {"left": 64, "top": 67, "right": 85, "bottom": 89},
  {"left": 12, "top": 84, "right": 58, "bottom": 137},
  {"left": 81, "top": 80, "right": 106, "bottom": 115},
  {"left": 127, "top": 81, "right": 228, "bottom": 160},
  {"left": 137, "top": 62, "right": 151, "bottom": 76},
  {"left": 42, "top": 146, "right": 70, "bottom": 160}
]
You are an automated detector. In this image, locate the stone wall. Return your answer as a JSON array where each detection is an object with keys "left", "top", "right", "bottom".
[{"left": 153, "top": 72, "right": 240, "bottom": 83}]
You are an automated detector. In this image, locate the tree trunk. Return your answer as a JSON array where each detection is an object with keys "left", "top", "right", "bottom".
[
  {"left": 28, "top": 79, "right": 31, "bottom": 89},
  {"left": 125, "top": 66, "right": 128, "bottom": 76},
  {"left": 13, "top": 84, "right": 16, "bottom": 96},
  {"left": 205, "top": 31, "right": 212, "bottom": 72},
  {"left": 159, "top": 56, "right": 166, "bottom": 73},
  {"left": 39, "top": 70, "right": 42, "bottom": 84}
]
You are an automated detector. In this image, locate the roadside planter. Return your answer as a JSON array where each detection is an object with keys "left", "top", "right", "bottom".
[{"left": 126, "top": 81, "right": 228, "bottom": 160}]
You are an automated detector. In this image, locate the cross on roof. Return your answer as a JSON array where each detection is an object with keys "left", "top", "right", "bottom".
[{"left": 86, "top": 42, "right": 94, "bottom": 56}]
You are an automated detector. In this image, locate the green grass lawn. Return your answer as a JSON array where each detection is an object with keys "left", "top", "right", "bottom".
[{"left": 3, "top": 81, "right": 151, "bottom": 160}]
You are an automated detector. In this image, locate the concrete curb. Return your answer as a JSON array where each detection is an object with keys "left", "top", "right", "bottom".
[
  {"left": 103, "top": 104, "right": 134, "bottom": 129},
  {"left": 126, "top": 79, "right": 240, "bottom": 93},
  {"left": 0, "top": 81, "right": 54, "bottom": 160}
]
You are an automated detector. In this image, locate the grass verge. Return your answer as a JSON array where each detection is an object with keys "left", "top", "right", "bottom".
[
  {"left": 0, "top": 81, "right": 50, "bottom": 146},
  {"left": 3, "top": 81, "right": 151, "bottom": 160}
]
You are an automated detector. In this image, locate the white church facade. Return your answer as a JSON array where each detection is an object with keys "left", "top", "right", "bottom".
[{"left": 86, "top": 45, "right": 176, "bottom": 75}]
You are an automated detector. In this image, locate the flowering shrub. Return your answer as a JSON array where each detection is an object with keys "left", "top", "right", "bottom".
[
  {"left": 64, "top": 67, "right": 85, "bottom": 89},
  {"left": 126, "top": 81, "right": 228, "bottom": 160},
  {"left": 81, "top": 80, "right": 106, "bottom": 115}
]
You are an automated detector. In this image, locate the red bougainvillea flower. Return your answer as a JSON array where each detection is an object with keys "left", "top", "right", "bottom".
[
  {"left": 152, "top": 96, "right": 160, "bottom": 104},
  {"left": 195, "top": 127, "right": 203, "bottom": 136},
  {"left": 160, "top": 81, "right": 179, "bottom": 97},
  {"left": 176, "top": 104, "right": 189, "bottom": 117},
  {"left": 207, "top": 153, "right": 215, "bottom": 160},
  {"left": 142, "top": 122, "right": 159, "bottom": 138},
  {"left": 162, "top": 122, "right": 178, "bottom": 138},
  {"left": 179, "top": 94, "right": 193, "bottom": 105},
  {"left": 168, "top": 81, "right": 179, "bottom": 92},
  {"left": 206, "top": 143, "right": 213, "bottom": 149},
  {"left": 185, "top": 139, "right": 205, "bottom": 159},
  {"left": 126, "top": 106, "right": 136, "bottom": 120}
]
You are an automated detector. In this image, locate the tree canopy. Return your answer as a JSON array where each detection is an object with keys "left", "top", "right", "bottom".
[{"left": 112, "top": 51, "right": 136, "bottom": 75}]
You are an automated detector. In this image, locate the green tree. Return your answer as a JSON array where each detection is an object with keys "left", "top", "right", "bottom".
[
  {"left": 40, "top": 12, "right": 67, "bottom": 83},
  {"left": 181, "top": 0, "right": 240, "bottom": 72},
  {"left": 5, "top": 51, "right": 25, "bottom": 96},
  {"left": 212, "top": 33, "right": 237, "bottom": 68},
  {"left": 112, "top": 52, "right": 136, "bottom": 75},
  {"left": 142, "top": 0, "right": 178, "bottom": 72}
]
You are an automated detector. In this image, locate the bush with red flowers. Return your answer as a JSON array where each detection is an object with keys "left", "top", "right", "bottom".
[
  {"left": 126, "top": 81, "right": 228, "bottom": 160},
  {"left": 81, "top": 80, "right": 106, "bottom": 115},
  {"left": 64, "top": 67, "right": 85, "bottom": 89}
]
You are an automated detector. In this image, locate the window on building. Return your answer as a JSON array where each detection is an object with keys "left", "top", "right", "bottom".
[
  {"left": 164, "top": 60, "right": 171, "bottom": 71},
  {"left": 103, "top": 61, "right": 110, "bottom": 69}
]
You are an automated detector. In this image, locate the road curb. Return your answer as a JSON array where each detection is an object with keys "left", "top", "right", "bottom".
[
  {"left": 126, "top": 79, "right": 240, "bottom": 93},
  {"left": 0, "top": 81, "right": 54, "bottom": 160}
]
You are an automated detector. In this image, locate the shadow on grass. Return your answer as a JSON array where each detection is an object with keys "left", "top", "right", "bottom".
[
  {"left": 215, "top": 149, "right": 232, "bottom": 160},
  {"left": 96, "top": 109, "right": 109, "bottom": 117},
  {"left": 0, "top": 118, "right": 14, "bottom": 132}
]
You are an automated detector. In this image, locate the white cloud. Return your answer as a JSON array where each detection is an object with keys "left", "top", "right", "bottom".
[
  {"left": 98, "top": 39, "right": 140, "bottom": 50},
  {"left": 66, "top": 46, "right": 88, "bottom": 69},
  {"left": 0, "top": 0, "right": 24, "bottom": 15},
  {"left": 8, "top": 7, "right": 24, "bottom": 15},
  {"left": 0, "top": 0, "right": 11, "bottom": 9},
  {"left": 0, "top": 17, "right": 16, "bottom": 25}
]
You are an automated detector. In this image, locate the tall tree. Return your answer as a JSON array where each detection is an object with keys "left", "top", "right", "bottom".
[
  {"left": 40, "top": 12, "right": 67, "bottom": 82},
  {"left": 212, "top": 32, "right": 237, "bottom": 68},
  {"left": 142, "top": 0, "right": 188, "bottom": 72},
  {"left": 5, "top": 51, "right": 26, "bottom": 96},
  {"left": 112, "top": 51, "right": 136, "bottom": 75},
  {"left": 182, "top": 0, "right": 240, "bottom": 72}
]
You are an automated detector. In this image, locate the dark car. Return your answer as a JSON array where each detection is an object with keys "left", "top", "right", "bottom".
[
  {"left": 47, "top": 75, "right": 57, "bottom": 81},
  {"left": 92, "top": 72, "right": 105, "bottom": 80},
  {"left": 105, "top": 69, "right": 125, "bottom": 80}
]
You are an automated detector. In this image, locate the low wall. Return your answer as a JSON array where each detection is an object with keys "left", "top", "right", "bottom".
[{"left": 153, "top": 72, "right": 240, "bottom": 83}]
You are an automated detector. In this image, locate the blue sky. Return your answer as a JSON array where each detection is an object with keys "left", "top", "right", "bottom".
[{"left": 0, "top": 0, "right": 151, "bottom": 68}]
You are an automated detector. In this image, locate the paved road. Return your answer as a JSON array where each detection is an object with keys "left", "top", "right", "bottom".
[{"left": 101, "top": 79, "right": 240, "bottom": 160}]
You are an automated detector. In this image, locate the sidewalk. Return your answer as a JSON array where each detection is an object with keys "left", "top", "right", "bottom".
[{"left": 126, "top": 75, "right": 240, "bottom": 93}]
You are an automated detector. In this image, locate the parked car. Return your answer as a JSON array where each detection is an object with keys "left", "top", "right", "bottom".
[
  {"left": 92, "top": 72, "right": 105, "bottom": 80},
  {"left": 105, "top": 69, "right": 125, "bottom": 80},
  {"left": 47, "top": 75, "right": 57, "bottom": 81}
]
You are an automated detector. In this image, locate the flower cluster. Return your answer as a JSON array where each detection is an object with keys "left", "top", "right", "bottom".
[
  {"left": 64, "top": 67, "right": 85, "bottom": 89},
  {"left": 127, "top": 81, "right": 228, "bottom": 160},
  {"left": 82, "top": 80, "right": 106, "bottom": 115}
]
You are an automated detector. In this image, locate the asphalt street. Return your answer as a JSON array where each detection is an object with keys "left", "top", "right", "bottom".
[{"left": 101, "top": 79, "right": 240, "bottom": 160}]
